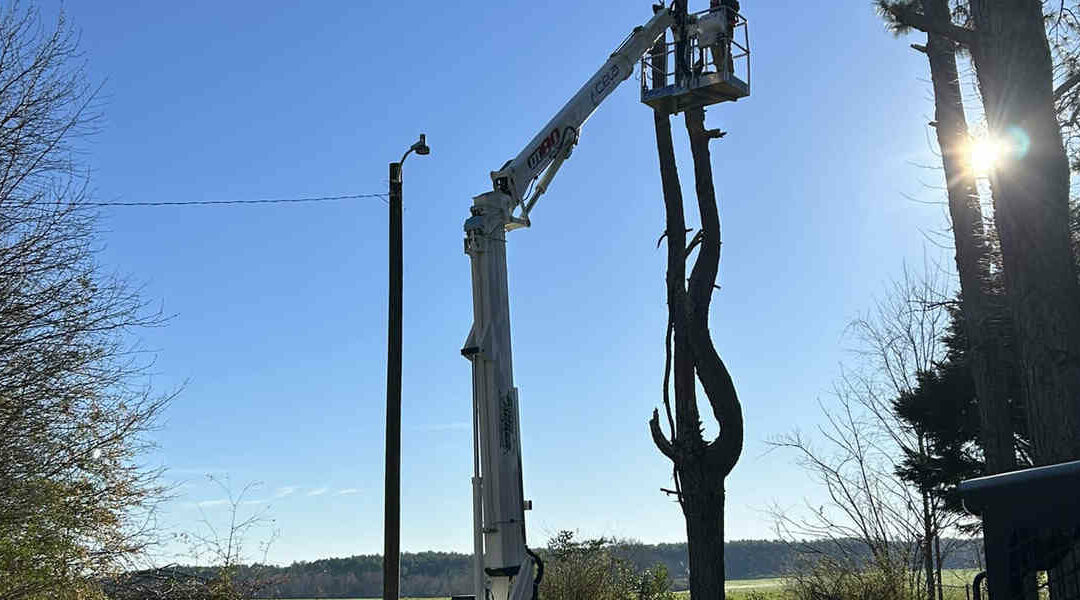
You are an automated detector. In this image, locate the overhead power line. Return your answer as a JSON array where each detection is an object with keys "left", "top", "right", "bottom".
[{"left": 81, "top": 193, "right": 387, "bottom": 207}]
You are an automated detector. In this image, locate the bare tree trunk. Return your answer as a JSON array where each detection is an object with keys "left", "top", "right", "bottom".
[
  {"left": 886, "top": 0, "right": 1080, "bottom": 474},
  {"left": 934, "top": 534, "right": 944, "bottom": 600},
  {"left": 649, "top": 109, "right": 696, "bottom": 460},
  {"left": 922, "top": 0, "right": 1017, "bottom": 476},
  {"left": 683, "top": 476, "right": 725, "bottom": 600},
  {"left": 968, "top": 0, "right": 1080, "bottom": 468},
  {"left": 966, "top": 4, "right": 1080, "bottom": 598},
  {"left": 682, "top": 109, "right": 744, "bottom": 481},
  {"left": 918, "top": 434, "right": 936, "bottom": 600},
  {"left": 649, "top": 106, "right": 743, "bottom": 600}
]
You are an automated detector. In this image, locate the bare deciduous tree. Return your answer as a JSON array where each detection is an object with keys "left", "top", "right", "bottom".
[
  {"left": 0, "top": 4, "right": 171, "bottom": 598},
  {"left": 105, "top": 478, "right": 281, "bottom": 600},
  {"left": 772, "top": 267, "right": 968, "bottom": 600}
]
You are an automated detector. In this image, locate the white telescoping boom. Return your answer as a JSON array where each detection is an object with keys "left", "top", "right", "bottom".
[{"left": 460, "top": 8, "right": 675, "bottom": 600}]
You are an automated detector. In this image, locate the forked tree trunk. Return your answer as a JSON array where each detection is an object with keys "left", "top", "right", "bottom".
[{"left": 649, "top": 106, "right": 743, "bottom": 600}]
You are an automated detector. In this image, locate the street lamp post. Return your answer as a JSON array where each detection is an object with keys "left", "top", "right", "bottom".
[{"left": 384, "top": 134, "right": 429, "bottom": 600}]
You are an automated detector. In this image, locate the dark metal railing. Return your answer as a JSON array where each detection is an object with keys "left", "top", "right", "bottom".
[{"left": 640, "top": 8, "right": 750, "bottom": 92}]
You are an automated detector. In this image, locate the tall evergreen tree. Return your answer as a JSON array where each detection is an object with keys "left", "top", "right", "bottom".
[
  {"left": 885, "top": 0, "right": 1019, "bottom": 479},
  {"left": 878, "top": 4, "right": 1080, "bottom": 594},
  {"left": 883, "top": 0, "right": 1080, "bottom": 471}
]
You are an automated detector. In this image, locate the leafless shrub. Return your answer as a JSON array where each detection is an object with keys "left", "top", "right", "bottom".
[{"left": 771, "top": 266, "right": 966, "bottom": 600}]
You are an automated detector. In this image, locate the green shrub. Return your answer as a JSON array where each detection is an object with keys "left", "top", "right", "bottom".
[{"left": 539, "top": 531, "right": 675, "bottom": 600}]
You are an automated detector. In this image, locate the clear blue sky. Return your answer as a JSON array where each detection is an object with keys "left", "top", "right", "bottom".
[{"left": 53, "top": 1, "right": 953, "bottom": 565}]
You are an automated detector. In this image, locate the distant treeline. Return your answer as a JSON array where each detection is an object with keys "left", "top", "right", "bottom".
[{"left": 170, "top": 538, "right": 983, "bottom": 598}]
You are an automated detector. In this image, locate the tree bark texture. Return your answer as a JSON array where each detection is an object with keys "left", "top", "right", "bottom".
[
  {"left": 884, "top": 3, "right": 1080, "bottom": 597},
  {"left": 968, "top": 0, "right": 1080, "bottom": 467},
  {"left": 649, "top": 107, "right": 743, "bottom": 600},
  {"left": 967, "top": 6, "right": 1080, "bottom": 595},
  {"left": 922, "top": 0, "right": 1017, "bottom": 475},
  {"left": 888, "top": 0, "right": 1080, "bottom": 472},
  {"left": 683, "top": 480, "right": 725, "bottom": 600}
]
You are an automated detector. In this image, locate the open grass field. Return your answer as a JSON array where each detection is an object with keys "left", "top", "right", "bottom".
[
  {"left": 716, "top": 569, "right": 982, "bottom": 600},
  {"left": 275, "top": 570, "right": 984, "bottom": 600}
]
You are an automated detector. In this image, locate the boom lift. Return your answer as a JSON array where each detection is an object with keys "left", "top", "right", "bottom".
[{"left": 460, "top": 5, "right": 749, "bottom": 600}]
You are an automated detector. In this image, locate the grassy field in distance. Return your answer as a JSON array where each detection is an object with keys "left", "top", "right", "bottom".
[
  {"left": 274, "top": 569, "right": 984, "bottom": 600},
  {"left": 717, "top": 568, "right": 982, "bottom": 600}
]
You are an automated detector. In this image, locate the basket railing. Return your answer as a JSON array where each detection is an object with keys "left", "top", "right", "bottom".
[{"left": 640, "top": 8, "right": 750, "bottom": 92}]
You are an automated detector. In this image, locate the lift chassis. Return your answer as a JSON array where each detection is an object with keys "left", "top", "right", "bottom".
[{"left": 460, "top": 4, "right": 749, "bottom": 600}]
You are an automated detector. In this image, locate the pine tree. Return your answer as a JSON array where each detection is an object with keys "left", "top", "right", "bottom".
[{"left": 892, "top": 301, "right": 1029, "bottom": 531}]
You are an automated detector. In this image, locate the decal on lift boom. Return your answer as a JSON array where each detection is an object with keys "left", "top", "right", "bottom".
[{"left": 527, "top": 128, "right": 562, "bottom": 171}]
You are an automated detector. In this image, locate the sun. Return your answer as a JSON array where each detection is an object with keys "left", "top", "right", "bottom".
[{"left": 968, "top": 135, "right": 1005, "bottom": 176}]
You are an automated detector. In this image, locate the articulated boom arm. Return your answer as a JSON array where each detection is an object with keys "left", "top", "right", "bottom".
[
  {"left": 491, "top": 7, "right": 675, "bottom": 227},
  {"left": 462, "top": 8, "right": 677, "bottom": 600}
]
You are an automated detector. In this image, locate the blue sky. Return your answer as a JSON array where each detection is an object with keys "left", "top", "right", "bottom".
[{"left": 51, "top": 1, "right": 958, "bottom": 565}]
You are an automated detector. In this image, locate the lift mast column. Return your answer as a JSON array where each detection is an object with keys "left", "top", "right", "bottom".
[
  {"left": 462, "top": 189, "right": 527, "bottom": 600},
  {"left": 460, "top": 5, "right": 752, "bottom": 600}
]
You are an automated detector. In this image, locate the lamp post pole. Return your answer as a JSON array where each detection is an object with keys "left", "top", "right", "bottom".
[{"left": 384, "top": 134, "right": 429, "bottom": 600}]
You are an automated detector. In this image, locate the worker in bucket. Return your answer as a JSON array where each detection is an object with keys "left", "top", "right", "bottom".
[{"left": 698, "top": 0, "right": 739, "bottom": 75}]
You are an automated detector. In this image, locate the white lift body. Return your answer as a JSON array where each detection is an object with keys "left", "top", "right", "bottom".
[
  {"left": 461, "top": 8, "right": 673, "bottom": 600},
  {"left": 489, "top": 8, "right": 678, "bottom": 228},
  {"left": 460, "top": 5, "right": 749, "bottom": 600}
]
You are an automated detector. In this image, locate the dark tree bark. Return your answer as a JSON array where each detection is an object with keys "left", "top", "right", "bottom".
[
  {"left": 915, "top": 4, "right": 1033, "bottom": 595},
  {"left": 882, "top": 11, "right": 1010, "bottom": 594},
  {"left": 969, "top": 0, "right": 1080, "bottom": 468},
  {"left": 920, "top": 0, "right": 1017, "bottom": 477},
  {"left": 649, "top": 106, "right": 743, "bottom": 600},
  {"left": 966, "top": 6, "right": 1080, "bottom": 595},
  {"left": 888, "top": 0, "right": 1080, "bottom": 471},
  {"left": 883, "top": 3, "right": 1080, "bottom": 596}
]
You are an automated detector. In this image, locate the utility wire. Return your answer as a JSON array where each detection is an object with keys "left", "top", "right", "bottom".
[{"left": 80, "top": 192, "right": 388, "bottom": 207}]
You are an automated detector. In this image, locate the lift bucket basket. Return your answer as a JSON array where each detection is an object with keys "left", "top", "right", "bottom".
[{"left": 640, "top": 7, "right": 750, "bottom": 114}]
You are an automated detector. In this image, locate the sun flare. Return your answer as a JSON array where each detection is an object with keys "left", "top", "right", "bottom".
[{"left": 968, "top": 136, "right": 1005, "bottom": 176}]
